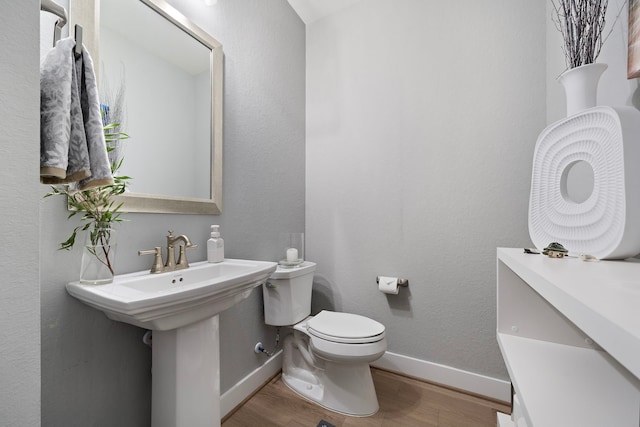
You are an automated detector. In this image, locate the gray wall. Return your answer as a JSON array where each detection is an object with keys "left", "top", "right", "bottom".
[
  {"left": 8, "top": 0, "right": 634, "bottom": 425},
  {"left": 0, "top": 1, "right": 41, "bottom": 426},
  {"left": 306, "top": 0, "right": 546, "bottom": 381},
  {"left": 39, "top": 0, "right": 304, "bottom": 425}
]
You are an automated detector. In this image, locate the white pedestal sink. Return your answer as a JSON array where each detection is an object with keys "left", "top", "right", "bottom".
[{"left": 67, "top": 259, "right": 277, "bottom": 427}]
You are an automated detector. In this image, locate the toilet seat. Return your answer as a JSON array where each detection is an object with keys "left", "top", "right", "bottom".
[{"left": 307, "top": 310, "right": 385, "bottom": 344}]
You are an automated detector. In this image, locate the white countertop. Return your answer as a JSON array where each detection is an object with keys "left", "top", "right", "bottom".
[{"left": 497, "top": 247, "right": 640, "bottom": 380}]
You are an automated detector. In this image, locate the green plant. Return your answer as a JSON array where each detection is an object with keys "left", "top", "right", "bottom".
[{"left": 45, "top": 124, "right": 130, "bottom": 275}]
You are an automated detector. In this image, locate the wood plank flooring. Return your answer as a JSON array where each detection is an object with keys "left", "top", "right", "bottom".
[{"left": 222, "top": 368, "right": 510, "bottom": 427}]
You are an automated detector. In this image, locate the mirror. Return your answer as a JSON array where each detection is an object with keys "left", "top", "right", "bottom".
[{"left": 73, "top": 0, "right": 223, "bottom": 214}]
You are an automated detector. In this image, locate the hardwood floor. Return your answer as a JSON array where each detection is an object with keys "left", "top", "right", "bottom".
[{"left": 222, "top": 368, "right": 510, "bottom": 427}]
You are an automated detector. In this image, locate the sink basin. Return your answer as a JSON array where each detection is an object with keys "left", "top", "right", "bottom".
[
  {"left": 67, "top": 257, "right": 277, "bottom": 427},
  {"left": 66, "top": 259, "right": 277, "bottom": 331}
]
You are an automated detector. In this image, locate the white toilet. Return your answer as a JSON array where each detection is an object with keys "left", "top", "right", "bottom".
[{"left": 262, "top": 261, "right": 387, "bottom": 416}]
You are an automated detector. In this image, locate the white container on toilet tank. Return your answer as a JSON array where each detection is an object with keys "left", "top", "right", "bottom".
[{"left": 262, "top": 262, "right": 316, "bottom": 326}]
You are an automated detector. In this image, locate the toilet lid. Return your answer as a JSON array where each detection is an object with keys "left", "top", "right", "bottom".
[{"left": 307, "top": 311, "right": 385, "bottom": 344}]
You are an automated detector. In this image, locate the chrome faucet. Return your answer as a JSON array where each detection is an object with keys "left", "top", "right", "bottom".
[
  {"left": 138, "top": 247, "right": 165, "bottom": 274},
  {"left": 139, "top": 231, "right": 197, "bottom": 274},
  {"left": 166, "top": 230, "right": 196, "bottom": 271}
]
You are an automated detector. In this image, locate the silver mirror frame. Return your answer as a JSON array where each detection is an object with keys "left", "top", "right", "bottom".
[{"left": 71, "top": 0, "right": 223, "bottom": 215}]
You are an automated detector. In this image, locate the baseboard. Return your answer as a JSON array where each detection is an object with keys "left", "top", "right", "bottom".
[
  {"left": 371, "top": 351, "right": 511, "bottom": 403},
  {"left": 220, "top": 350, "right": 283, "bottom": 418},
  {"left": 220, "top": 349, "right": 510, "bottom": 416}
]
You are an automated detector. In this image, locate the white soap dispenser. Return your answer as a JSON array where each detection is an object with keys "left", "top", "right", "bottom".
[{"left": 207, "top": 225, "right": 224, "bottom": 263}]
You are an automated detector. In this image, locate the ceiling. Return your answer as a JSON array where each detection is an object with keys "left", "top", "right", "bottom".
[{"left": 287, "top": 0, "right": 363, "bottom": 24}]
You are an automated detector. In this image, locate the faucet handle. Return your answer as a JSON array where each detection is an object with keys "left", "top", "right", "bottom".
[
  {"left": 176, "top": 244, "right": 198, "bottom": 270},
  {"left": 139, "top": 247, "right": 164, "bottom": 274}
]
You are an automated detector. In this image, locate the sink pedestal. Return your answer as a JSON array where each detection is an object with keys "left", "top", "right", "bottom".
[
  {"left": 65, "top": 259, "right": 278, "bottom": 426},
  {"left": 153, "top": 315, "right": 221, "bottom": 427}
]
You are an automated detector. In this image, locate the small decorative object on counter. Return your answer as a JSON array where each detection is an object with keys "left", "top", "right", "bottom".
[
  {"left": 543, "top": 242, "right": 568, "bottom": 258},
  {"left": 579, "top": 253, "right": 599, "bottom": 262}
]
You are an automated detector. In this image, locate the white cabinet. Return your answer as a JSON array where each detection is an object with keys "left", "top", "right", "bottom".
[{"left": 497, "top": 248, "right": 640, "bottom": 427}]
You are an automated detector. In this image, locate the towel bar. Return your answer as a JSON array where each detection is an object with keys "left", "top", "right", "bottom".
[{"left": 41, "top": 0, "right": 67, "bottom": 46}]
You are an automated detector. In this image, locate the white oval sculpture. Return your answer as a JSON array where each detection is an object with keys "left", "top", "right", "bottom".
[{"left": 529, "top": 106, "right": 640, "bottom": 259}]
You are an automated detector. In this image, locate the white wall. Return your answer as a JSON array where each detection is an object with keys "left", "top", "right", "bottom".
[
  {"left": 0, "top": 1, "right": 41, "bottom": 425},
  {"left": 306, "top": 0, "right": 546, "bottom": 383}
]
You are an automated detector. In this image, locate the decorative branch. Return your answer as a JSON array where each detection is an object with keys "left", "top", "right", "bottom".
[{"left": 551, "top": 0, "right": 609, "bottom": 68}]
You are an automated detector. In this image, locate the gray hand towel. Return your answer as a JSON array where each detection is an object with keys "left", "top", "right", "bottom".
[{"left": 41, "top": 37, "right": 113, "bottom": 190}]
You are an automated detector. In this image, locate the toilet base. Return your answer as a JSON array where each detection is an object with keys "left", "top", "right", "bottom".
[{"left": 281, "top": 334, "right": 380, "bottom": 417}]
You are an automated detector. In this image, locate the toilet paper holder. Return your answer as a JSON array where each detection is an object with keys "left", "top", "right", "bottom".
[{"left": 376, "top": 277, "right": 409, "bottom": 287}]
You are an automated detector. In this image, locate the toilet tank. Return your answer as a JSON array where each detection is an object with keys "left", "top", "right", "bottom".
[{"left": 262, "top": 261, "right": 316, "bottom": 326}]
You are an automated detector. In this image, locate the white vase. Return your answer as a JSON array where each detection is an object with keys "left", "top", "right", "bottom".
[
  {"left": 528, "top": 106, "right": 640, "bottom": 260},
  {"left": 557, "top": 63, "right": 608, "bottom": 116}
]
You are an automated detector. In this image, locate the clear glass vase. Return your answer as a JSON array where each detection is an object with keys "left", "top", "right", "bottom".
[{"left": 80, "top": 224, "right": 117, "bottom": 285}]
